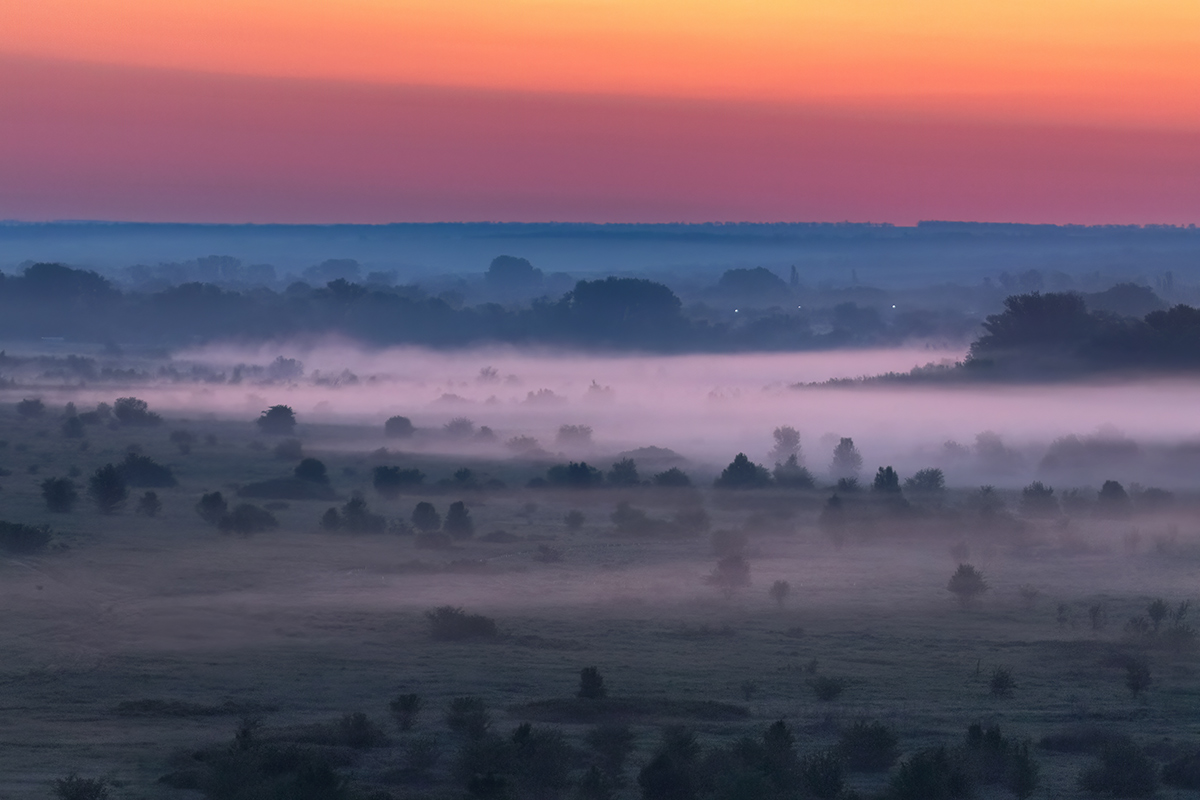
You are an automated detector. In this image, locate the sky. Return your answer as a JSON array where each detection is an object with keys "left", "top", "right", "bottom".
[{"left": 2, "top": 1, "right": 1199, "bottom": 224}]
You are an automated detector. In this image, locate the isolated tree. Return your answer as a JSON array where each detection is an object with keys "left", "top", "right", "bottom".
[
  {"left": 41, "top": 477, "right": 78, "bottom": 512},
  {"left": 773, "top": 454, "right": 815, "bottom": 488},
  {"left": 830, "top": 437, "right": 863, "bottom": 480},
  {"left": 1097, "top": 480, "right": 1132, "bottom": 515},
  {"left": 1020, "top": 481, "right": 1059, "bottom": 517},
  {"left": 948, "top": 563, "right": 988, "bottom": 604},
  {"left": 136, "top": 491, "right": 162, "bottom": 517},
  {"left": 114, "top": 396, "right": 163, "bottom": 426},
  {"left": 294, "top": 457, "right": 329, "bottom": 483},
  {"left": 443, "top": 417, "right": 475, "bottom": 439},
  {"left": 169, "top": 429, "right": 195, "bottom": 454},
  {"left": 61, "top": 416, "right": 85, "bottom": 439},
  {"left": 556, "top": 424, "right": 594, "bottom": 447},
  {"left": 578, "top": 667, "right": 607, "bottom": 700},
  {"left": 652, "top": 467, "right": 692, "bottom": 487},
  {"left": 52, "top": 773, "right": 110, "bottom": 800},
  {"left": 872, "top": 466, "right": 901, "bottom": 493},
  {"left": 1148, "top": 599, "right": 1169, "bottom": 631},
  {"left": 373, "top": 465, "right": 424, "bottom": 498},
  {"left": 218, "top": 504, "right": 279, "bottom": 535},
  {"left": 607, "top": 458, "right": 640, "bottom": 486},
  {"left": 196, "top": 491, "right": 227, "bottom": 524},
  {"left": 389, "top": 693, "right": 422, "bottom": 731},
  {"left": 256, "top": 405, "right": 296, "bottom": 435},
  {"left": 444, "top": 500, "right": 475, "bottom": 538},
  {"left": 1126, "top": 659, "right": 1152, "bottom": 698},
  {"left": 769, "top": 425, "right": 801, "bottom": 464},
  {"left": 904, "top": 468, "right": 945, "bottom": 494},
  {"left": 384, "top": 415, "right": 415, "bottom": 438},
  {"left": 16, "top": 398, "right": 45, "bottom": 418},
  {"left": 769, "top": 579, "right": 791, "bottom": 608},
  {"left": 88, "top": 464, "right": 128, "bottom": 513},
  {"left": 412, "top": 501, "right": 441, "bottom": 532},
  {"left": 714, "top": 453, "right": 771, "bottom": 489}
]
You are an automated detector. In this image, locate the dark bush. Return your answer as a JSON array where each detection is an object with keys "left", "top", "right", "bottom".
[
  {"left": 714, "top": 453, "right": 772, "bottom": 489},
  {"left": 426, "top": 606, "right": 497, "bottom": 641},
  {"left": 546, "top": 461, "right": 603, "bottom": 489},
  {"left": 990, "top": 667, "right": 1015, "bottom": 697},
  {"left": 88, "top": 463, "right": 128, "bottom": 513},
  {"left": 872, "top": 466, "right": 901, "bottom": 493},
  {"left": 384, "top": 415, "right": 415, "bottom": 438},
  {"left": 169, "top": 430, "right": 195, "bottom": 454},
  {"left": 412, "top": 501, "right": 441, "bottom": 532},
  {"left": 579, "top": 667, "right": 607, "bottom": 699},
  {"left": 337, "top": 712, "right": 388, "bottom": 749},
  {"left": 61, "top": 416, "right": 85, "bottom": 439},
  {"left": 444, "top": 501, "right": 475, "bottom": 538},
  {"left": 809, "top": 676, "right": 848, "bottom": 701},
  {"left": 119, "top": 452, "right": 177, "bottom": 487},
  {"left": 905, "top": 467, "right": 946, "bottom": 494},
  {"left": 42, "top": 477, "right": 78, "bottom": 512},
  {"left": 889, "top": 747, "right": 970, "bottom": 800},
  {"left": 136, "top": 490, "right": 162, "bottom": 517},
  {"left": 52, "top": 773, "right": 109, "bottom": 800},
  {"left": 114, "top": 396, "right": 163, "bottom": 426},
  {"left": 256, "top": 404, "right": 296, "bottom": 435},
  {"left": 218, "top": 504, "right": 279, "bottom": 535},
  {"left": 1020, "top": 481, "right": 1059, "bottom": 517},
  {"left": 948, "top": 563, "right": 987, "bottom": 603},
  {"left": 16, "top": 398, "right": 45, "bottom": 418},
  {"left": 1078, "top": 738, "right": 1158, "bottom": 797},
  {"left": 320, "top": 507, "right": 341, "bottom": 531},
  {"left": 510, "top": 722, "right": 574, "bottom": 798},
  {"left": 607, "top": 458, "right": 640, "bottom": 486},
  {"left": 706, "top": 554, "right": 751, "bottom": 597},
  {"left": 0, "top": 521, "right": 52, "bottom": 554},
  {"left": 772, "top": 454, "right": 815, "bottom": 488},
  {"left": 446, "top": 696, "right": 491, "bottom": 739},
  {"left": 389, "top": 693, "right": 422, "bottom": 731},
  {"left": 838, "top": 720, "right": 899, "bottom": 772},
  {"left": 652, "top": 467, "right": 692, "bottom": 487},
  {"left": 1125, "top": 658, "right": 1151, "bottom": 697},
  {"left": 769, "top": 579, "right": 791, "bottom": 607},
  {"left": 565, "top": 509, "right": 585, "bottom": 530},
  {"left": 293, "top": 457, "right": 327, "bottom": 483},
  {"left": 372, "top": 465, "right": 424, "bottom": 498},
  {"left": 196, "top": 491, "right": 227, "bottom": 524},
  {"left": 801, "top": 750, "right": 844, "bottom": 799},
  {"left": 586, "top": 724, "right": 635, "bottom": 785},
  {"left": 338, "top": 493, "right": 386, "bottom": 533}
]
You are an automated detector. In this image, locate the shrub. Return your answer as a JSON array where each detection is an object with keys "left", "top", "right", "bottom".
[
  {"left": 42, "top": 477, "right": 78, "bottom": 512},
  {"left": 830, "top": 437, "right": 863, "bottom": 479},
  {"left": 1148, "top": 598, "right": 1169, "bottom": 630},
  {"left": 338, "top": 711, "right": 388, "bottom": 749},
  {"left": 1078, "top": 738, "right": 1158, "bottom": 797},
  {"left": 546, "top": 461, "right": 603, "bottom": 488},
  {"left": 444, "top": 501, "right": 475, "bottom": 538},
  {"left": 256, "top": 405, "right": 296, "bottom": 435},
  {"left": 990, "top": 667, "right": 1015, "bottom": 697},
  {"left": 61, "top": 416, "right": 85, "bottom": 439},
  {"left": 88, "top": 463, "right": 128, "bottom": 513},
  {"left": 217, "top": 504, "right": 278, "bottom": 535},
  {"left": 801, "top": 750, "right": 844, "bottom": 799},
  {"left": 114, "top": 396, "right": 163, "bottom": 426},
  {"left": 948, "top": 563, "right": 987, "bottom": 603},
  {"left": 772, "top": 454, "right": 815, "bottom": 488},
  {"left": 889, "top": 747, "right": 970, "bottom": 800},
  {"left": 714, "top": 453, "right": 772, "bottom": 489},
  {"left": 904, "top": 467, "right": 946, "bottom": 494},
  {"left": 118, "top": 452, "right": 176, "bottom": 487},
  {"left": 809, "top": 676, "right": 848, "bottom": 701},
  {"left": 52, "top": 774, "right": 109, "bottom": 800},
  {"left": 872, "top": 466, "right": 901, "bottom": 493},
  {"left": 769, "top": 579, "right": 791, "bottom": 607},
  {"left": 607, "top": 458, "right": 640, "bottom": 486},
  {"left": 653, "top": 467, "right": 692, "bottom": 487},
  {"left": 579, "top": 667, "right": 607, "bottom": 699},
  {"left": 389, "top": 693, "right": 422, "bottom": 731},
  {"left": 320, "top": 507, "right": 341, "bottom": 531},
  {"left": 565, "top": 509, "right": 585, "bottom": 530},
  {"left": 426, "top": 606, "right": 497, "bottom": 640},
  {"left": 445, "top": 696, "right": 491, "bottom": 739},
  {"left": 384, "top": 415, "right": 415, "bottom": 438},
  {"left": 1007, "top": 741, "right": 1040, "bottom": 799},
  {"left": 16, "top": 398, "right": 45, "bottom": 418},
  {"left": 372, "top": 465, "right": 424, "bottom": 498},
  {"left": 586, "top": 724, "right": 635, "bottom": 785},
  {"left": 196, "top": 491, "right": 227, "bottom": 524},
  {"left": 338, "top": 493, "right": 385, "bottom": 533},
  {"left": 292, "top": 457, "right": 327, "bottom": 483},
  {"left": 1125, "top": 658, "right": 1151, "bottom": 698},
  {"left": 556, "top": 424, "right": 593, "bottom": 446},
  {"left": 1020, "top": 481, "right": 1059, "bottom": 517},
  {"left": 0, "top": 521, "right": 52, "bottom": 554},
  {"left": 443, "top": 417, "right": 475, "bottom": 439},
  {"left": 136, "top": 490, "right": 162, "bottom": 517},
  {"left": 838, "top": 720, "right": 899, "bottom": 772},
  {"left": 412, "top": 501, "right": 441, "bottom": 532}
]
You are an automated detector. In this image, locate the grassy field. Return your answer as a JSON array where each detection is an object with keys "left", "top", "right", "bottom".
[{"left": 2, "top": 400, "right": 1199, "bottom": 799}]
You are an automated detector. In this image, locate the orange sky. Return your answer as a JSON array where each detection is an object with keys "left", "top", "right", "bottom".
[
  {"left": 2, "top": 1, "right": 1199, "bottom": 223},
  {"left": 6, "top": 0, "right": 1199, "bottom": 128}
]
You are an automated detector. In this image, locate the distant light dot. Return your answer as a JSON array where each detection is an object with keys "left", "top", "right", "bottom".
[
  {"left": 734, "top": 309, "right": 739, "bottom": 312},
  {"left": 892, "top": 304, "right": 896, "bottom": 308}
]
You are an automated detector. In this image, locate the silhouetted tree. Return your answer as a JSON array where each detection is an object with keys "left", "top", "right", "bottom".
[
  {"left": 948, "top": 563, "right": 988, "bottom": 604},
  {"left": 578, "top": 667, "right": 607, "bottom": 699},
  {"left": 1020, "top": 481, "right": 1059, "bottom": 517},
  {"left": 256, "top": 405, "right": 296, "bottom": 435},
  {"left": 773, "top": 454, "right": 815, "bottom": 488},
  {"left": 905, "top": 468, "right": 946, "bottom": 494},
  {"left": 652, "top": 467, "right": 691, "bottom": 487},
  {"left": 88, "top": 464, "right": 128, "bottom": 513},
  {"left": 169, "top": 429, "right": 195, "bottom": 454},
  {"left": 61, "top": 416, "right": 85, "bottom": 439},
  {"left": 872, "top": 466, "right": 901, "bottom": 493},
  {"left": 340, "top": 493, "right": 386, "bottom": 533},
  {"left": 706, "top": 554, "right": 751, "bottom": 597},
  {"left": 373, "top": 465, "right": 424, "bottom": 498},
  {"left": 546, "top": 462, "right": 603, "bottom": 489},
  {"left": 714, "top": 453, "right": 771, "bottom": 489},
  {"left": 136, "top": 490, "right": 162, "bottom": 517},
  {"left": 196, "top": 491, "right": 227, "bottom": 524},
  {"left": 113, "top": 396, "right": 163, "bottom": 426},
  {"left": 16, "top": 398, "right": 45, "bottom": 418},
  {"left": 412, "top": 501, "right": 441, "bottom": 532},
  {"left": 1097, "top": 480, "right": 1131, "bottom": 516},
  {"left": 294, "top": 457, "right": 329, "bottom": 483},
  {"left": 384, "top": 415, "right": 415, "bottom": 438},
  {"left": 769, "top": 425, "right": 801, "bottom": 464},
  {"left": 607, "top": 458, "right": 640, "bottom": 486},
  {"left": 389, "top": 693, "right": 422, "bottom": 731},
  {"left": 769, "top": 579, "right": 791, "bottom": 607},
  {"left": 830, "top": 437, "right": 863, "bottom": 479},
  {"left": 41, "top": 477, "right": 78, "bottom": 512},
  {"left": 444, "top": 501, "right": 475, "bottom": 538}
]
